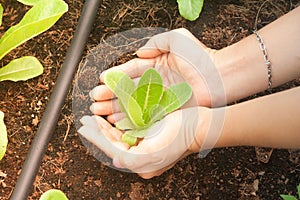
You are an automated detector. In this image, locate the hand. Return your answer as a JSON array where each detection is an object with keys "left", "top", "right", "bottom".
[
  {"left": 78, "top": 107, "right": 210, "bottom": 179},
  {"left": 89, "top": 28, "right": 226, "bottom": 124}
]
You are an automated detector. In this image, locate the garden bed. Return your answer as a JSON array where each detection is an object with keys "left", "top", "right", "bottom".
[{"left": 0, "top": 0, "right": 299, "bottom": 199}]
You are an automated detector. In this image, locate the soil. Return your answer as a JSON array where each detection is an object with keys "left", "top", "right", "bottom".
[{"left": 1, "top": 0, "right": 300, "bottom": 199}]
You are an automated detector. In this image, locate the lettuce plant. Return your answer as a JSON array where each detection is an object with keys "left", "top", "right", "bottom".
[
  {"left": 39, "top": 189, "right": 68, "bottom": 200},
  {"left": 0, "top": 0, "right": 67, "bottom": 161},
  {"left": 104, "top": 68, "right": 192, "bottom": 146},
  {"left": 0, "top": 111, "right": 7, "bottom": 161},
  {"left": 0, "top": 4, "right": 3, "bottom": 26},
  {"left": 177, "top": 0, "right": 204, "bottom": 21},
  {"left": 0, "top": 0, "right": 68, "bottom": 82},
  {"left": 281, "top": 183, "right": 300, "bottom": 200}
]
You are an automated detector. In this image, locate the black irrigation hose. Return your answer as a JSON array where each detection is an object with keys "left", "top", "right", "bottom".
[{"left": 10, "top": 0, "right": 102, "bottom": 199}]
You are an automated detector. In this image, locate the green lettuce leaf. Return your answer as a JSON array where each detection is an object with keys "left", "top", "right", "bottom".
[
  {"left": 0, "top": 4, "right": 3, "bottom": 27},
  {"left": 104, "top": 71, "right": 145, "bottom": 128},
  {"left": 121, "top": 129, "right": 149, "bottom": 146},
  {"left": 0, "top": 111, "right": 8, "bottom": 161},
  {"left": 297, "top": 183, "right": 300, "bottom": 199},
  {"left": 39, "top": 189, "right": 68, "bottom": 200},
  {"left": 0, "top": 0, "right": 68, "bottom": 60},
  {"left": 148, "top": 104, "right": 166, "bottom": 125},
  {"left": 115, "top": 117, "right": 135, "bottom": 130},
  {"left": 134, "top": 68, "right": 163, "bottom": 123},
  {"left": 17, "top": 0, "right": 43, "bottom": 6},
  {"left": 280, "top": 195, "right": 297, "bottom": 200},
  {"left": 159, "top": 82, "right": 192, "bottom": 114},
  {"left": 177, "top": 0, "right": 204, "bottom": 21},
  {"left": 121, "top": 133, "right": 137, "bottom": 147},
  {"left": 103, "top": 69, "right": 193, "bottom": 146},
  {"left": 0, "top": 56, "right": 43, "bottom": 82}
]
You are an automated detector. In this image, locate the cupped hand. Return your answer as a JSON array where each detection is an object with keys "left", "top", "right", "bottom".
[
  {"left": 78, "top": 107, "right": 208, "bottom": 179},
  {"left": 89, "top": 28, "right": 225, "bottom": 124}
]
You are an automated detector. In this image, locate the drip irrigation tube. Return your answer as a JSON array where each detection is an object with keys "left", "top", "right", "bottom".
[{"left": 10, "top": 0, "right": 102, "bottom": 199}]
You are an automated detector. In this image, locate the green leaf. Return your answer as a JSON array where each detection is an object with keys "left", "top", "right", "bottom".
[
  {"left": 104, "top": 69, "right": 193, "bottom": 146},
  {"left": 148, "top": 104, "right": 166, "bottom": 125},
  {"left": 121, "top": 129, "right": 151, "bottom": 146},
  {"left": 0, "top": 111, "right": 8, "bottom": 161},
  {"left": 135, "top": 68, "right": 163, "bottom": 113},
  {"left": 115, "top": 117, "right": 135, "bottom": 130},
  {"left": 125, "top": 129, "right": 149, "bottom": 138},
  {"left": 0, "top": 56, "right": 43, "bottom": 82},
  {"left": 280, "top": 195, "right": 297, "bottom": 200},
  {"left": 0, "top": 4, "right": 3, "bottom": 27},
  {"left": 0, "top": 0, "right": 68, "bottom": 60},
  {"left": 297, "top": 183, "right": 300, "bottom": 199},
  {"left": 104, "top": 71, "right": 145, "bottom": 128},
  {"left": 104, "top": 71, "right": 135, "bottom": 98},
  {"left": 134, "top": 69, "right": 163, "bottom": 123},
  {"left": 177, "top": 0, "right": 204, "bottom": 21},
  {"left": 125, "top": 96, "right": 145, "bottom": 128},
  {"left": 159, "top": 82, "right": 192, "bottom": 114},
  {"left": 39, "top": 189, "right": 68, "bottom": 200},
  {"left": 17, "top": 0, "right": 43, "bottom": 6},
  {"left": 121, "top": 133, "right": 137, "bottom": 146}
]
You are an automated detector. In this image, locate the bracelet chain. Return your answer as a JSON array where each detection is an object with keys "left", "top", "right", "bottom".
[{"left": 253, "top": 30, "right": 272, "bottom": 90}]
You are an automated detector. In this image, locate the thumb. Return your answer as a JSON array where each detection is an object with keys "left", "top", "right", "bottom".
[
  {"left": 136, "top": 31, "right": 171, "bottom": 58},
  {"left": 136, "top": 28, "right": 201, "bottom": 59}
]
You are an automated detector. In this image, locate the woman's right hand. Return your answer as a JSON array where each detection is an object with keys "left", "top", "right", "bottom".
[{"left": 78, "top": 106, "right": 212, "bottom": 179}]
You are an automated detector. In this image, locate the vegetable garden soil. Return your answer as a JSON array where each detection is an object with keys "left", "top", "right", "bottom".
[{"left": 1, "top": 0, "right": 300, "bottom": 199}]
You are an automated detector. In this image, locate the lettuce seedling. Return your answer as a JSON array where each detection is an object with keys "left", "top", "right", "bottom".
[
  {"left": 104, "top": 68, "right": 192, "bottom": 146},
  {"left": 177, "top": 0, "right": 204, "bottom": 21},
  {"left": 0, "top": 4, "right": 3, "bottom": 27},
  {"left": 0, "top": 0, "right": 67, "bottom": 160},
  {"left": 39, "top": 189, "right": 68, "bottom": 200},
  {"left": 280, "top": 183, "right": 300, "bottom": 200},
  {"left": 0, "top": 0, "right": 68, "bottom": 82},
  {"left": 0, "top": 111, "right": 7, "bottom": 161}
]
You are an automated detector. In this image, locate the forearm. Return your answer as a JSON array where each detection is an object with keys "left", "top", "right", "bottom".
[
  {"left": 214, "top": 6, "right": 300, "bottom": 103},
  {"left": 216, "top": 86, "right": 300, "bottom": 149}
]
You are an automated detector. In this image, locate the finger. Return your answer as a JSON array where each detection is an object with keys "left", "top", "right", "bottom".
[
  {"left": 137, "top": 150, "right": 191, "bottom": 179},
  {"left": 138, "top": 163, "right": 175, "bottom": 179},
  {"left": 80, "top": 115, "right": 99, "bottom": 128},
  {"left": 112, "top": 146, "right": 157, "bottom": 172},
  {"left": 136, "top": 31, "right": 171, "bottom": 58},
  {"left": 114, "top": 141, "right": 175, "bottom": 173},
  {"left": 100, "top": 58, "right": 156, "bottom": 82},
  {"left": 78, "top": 116, "right": 129, "bottom": 158},
  {"left": 91, "top": 115, "right": 124, "bottom": 141},
  {"left": 107, "top": 112, "right": 126, "bottom": 124},
  {"left": 137, "top": 28, "right": 205, "bottom": 58},
  {"left": 90, "top": 99, "right": 121, "bottom": 115},
  {"left": 89, "top": 85, "right": 114, "bottom": 101}
]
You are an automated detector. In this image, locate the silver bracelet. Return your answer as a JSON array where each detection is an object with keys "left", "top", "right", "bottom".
[{"left": 253, "top": 30, "right": 272, "bottom": 90}]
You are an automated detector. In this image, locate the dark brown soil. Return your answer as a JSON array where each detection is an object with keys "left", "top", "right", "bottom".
[{"left": 1, "top": 0, "right": 300, "bottom": 199}]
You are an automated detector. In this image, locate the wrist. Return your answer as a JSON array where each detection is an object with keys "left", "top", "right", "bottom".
[
  {"left": 212, "top": 34, "right": 270, "bottom": 104},
  {"left": 190, "top": 105, "right": 241, "bottom": 153},
  {"left": 187, "top": 107, "right": 210, "bottom": 153}
]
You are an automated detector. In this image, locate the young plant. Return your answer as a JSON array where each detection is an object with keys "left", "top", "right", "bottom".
[
  {"left": 281, "top": 183, "right": 300, "bottom": 200},
  {"left": 39, "top": 189, "right": 68, "bottom": 200},
  {"left": 0, "top": 0, "right": 68, "bottom": 82},
  {"left": 0, "top": 111, "right": 7, "bottom": 161},
  {"left": 0, "top": 0, "right": 67, "bottom": 160},
  {"left": 104, "top": 68, "right": 192, "bottom": 146},
  {"left": 177, "top": 0, "right": 204, "bottom": 21},
  {"left": 0, "top": 4, "right": 3, "bottom": 26}
]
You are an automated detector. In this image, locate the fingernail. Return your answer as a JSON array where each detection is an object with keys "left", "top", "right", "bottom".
[
  {"left": 89, "top": 89, "right": 94, "bottom": 100},
  {"left": 100, "top": 70, "right": 107, "bottom": 81},
  {"left": 89, "top": 104, "right": 95, "bottom": 113}
]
